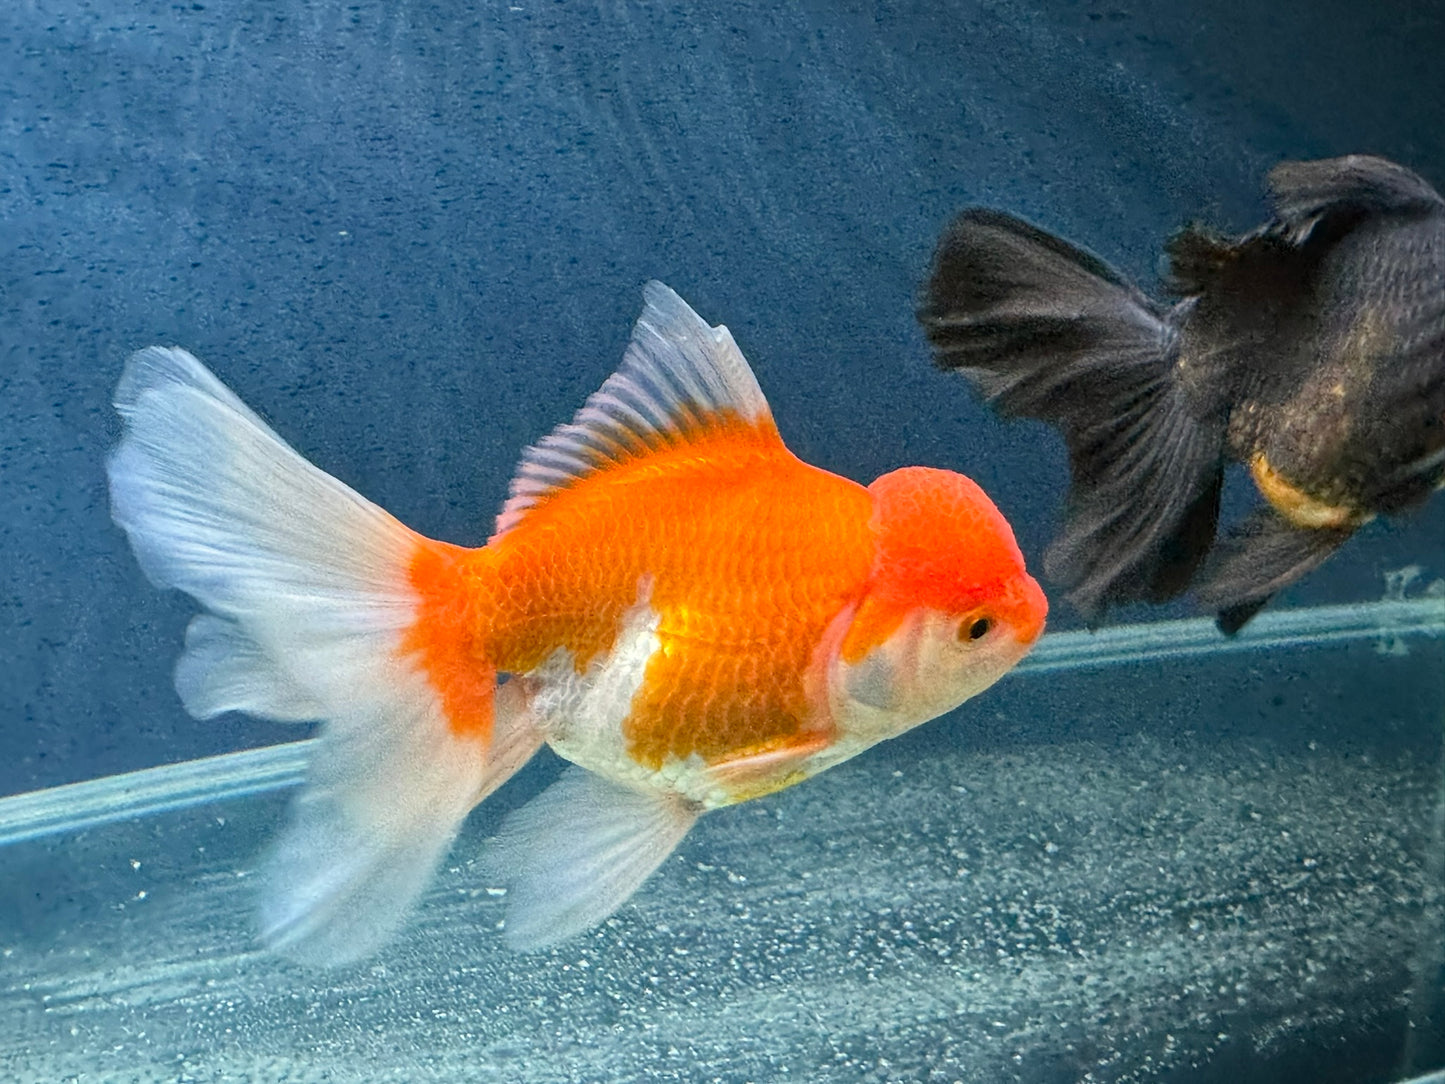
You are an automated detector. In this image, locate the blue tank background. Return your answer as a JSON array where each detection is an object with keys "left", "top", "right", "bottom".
[{"left": 2, "top": 0, "right": 1444, "bottom": 796}]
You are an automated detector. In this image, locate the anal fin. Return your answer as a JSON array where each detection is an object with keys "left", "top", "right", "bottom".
[
  {"left": 1195, "top": 508, "right": 1353, "bottom": 634},
  {"left": 478, "top": 769, "right": 699, "bottom": 951}
]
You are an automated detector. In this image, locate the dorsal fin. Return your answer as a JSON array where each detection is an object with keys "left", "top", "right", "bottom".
[
  {"left": 1164, "top": 223, "right": 1240, "bottom": 296},
  {"left": 492, "top": 281, "right": 780, "bottom": 542}
]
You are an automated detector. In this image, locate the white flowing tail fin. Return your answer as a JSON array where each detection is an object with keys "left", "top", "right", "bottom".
[{"left": 108, "top": 347, "right": 541, "bottom": 965}]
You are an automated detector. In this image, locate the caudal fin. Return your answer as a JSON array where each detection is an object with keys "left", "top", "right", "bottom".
[
  {"left": 918, "top": 209, "right": 1225, "bottom": 619},
  {"left": 108, "top": 347, "right": 541, "bottom": 965}
]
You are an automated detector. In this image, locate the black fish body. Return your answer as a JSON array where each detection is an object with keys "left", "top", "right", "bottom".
[
  {"left": 920, "top": 155, "right": 1445, "bottom": 632},
  {"left": 1180, "top": 173, "right": 1445, "bottom": 518}
]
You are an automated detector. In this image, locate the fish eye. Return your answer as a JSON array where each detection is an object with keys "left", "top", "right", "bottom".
[{"left": 961, "top": 616, "right": 992, "bottom": 642}]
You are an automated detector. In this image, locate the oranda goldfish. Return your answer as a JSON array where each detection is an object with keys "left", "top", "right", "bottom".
[
  {"left": 918, "top": 155, "right": 1445, "bottom": 633},
  {"left": 108, "top": 282, "right": 1046, "bottom": 964}
]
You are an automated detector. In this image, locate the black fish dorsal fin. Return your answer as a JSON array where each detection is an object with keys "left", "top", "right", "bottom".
[{"left": 1164, "top": 223, "right": 1241, "bottom": 296}]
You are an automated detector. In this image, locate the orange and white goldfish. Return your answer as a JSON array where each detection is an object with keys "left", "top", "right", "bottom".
[{"left": 108, "top": 282, "right": 1046, "bottom": 964}]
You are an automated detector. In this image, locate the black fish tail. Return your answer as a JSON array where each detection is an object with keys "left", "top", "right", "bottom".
[
  {"left": 919, "top": 209, "right": 1225, "bottom": 620},
  {"left": 1196, "top": 509, "right": 1354, "bottom": 635}
]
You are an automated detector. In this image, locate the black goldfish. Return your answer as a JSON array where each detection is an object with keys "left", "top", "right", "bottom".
[{"left": 919, "top": 155, "right": 1445, "bottom": 633}]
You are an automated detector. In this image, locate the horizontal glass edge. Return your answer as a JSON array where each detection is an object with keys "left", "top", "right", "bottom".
[{"left": 1, "top": 597, "right": 1440, "bottom": 849}]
